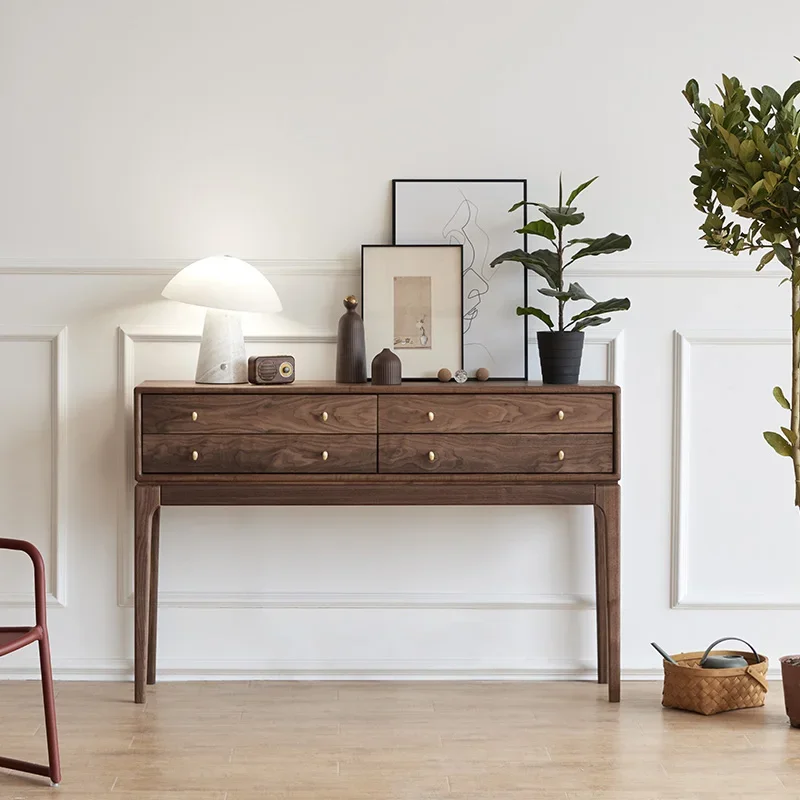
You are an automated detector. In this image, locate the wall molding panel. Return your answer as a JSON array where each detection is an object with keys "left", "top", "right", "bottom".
[
  {"left": 0, "top": 658, "right": 666, "bottom": 682},
  {"left": 0, "top": 326, "right": 68, "bottom": 608},
  {"left": 671, "top": 330, "right": 793, "bottom": 610},
  {"left": 0, "top": 257, "right": 783, "bottom": 280}
]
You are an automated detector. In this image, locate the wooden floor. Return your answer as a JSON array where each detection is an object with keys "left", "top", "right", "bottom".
[{"left": 0, "top": 680, "right": 798, "bottom": 799}]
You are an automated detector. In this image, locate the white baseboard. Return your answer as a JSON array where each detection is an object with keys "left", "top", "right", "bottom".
[{"left": 0, "top": 659, "right": 667, "bottom": 682}]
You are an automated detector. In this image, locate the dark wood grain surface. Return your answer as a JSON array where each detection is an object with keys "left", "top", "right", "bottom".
[
  {"left": 379, "top": 434, "right": 613, "bottom": 474},
  {"left": 142, "top": 434, "right": 377, "bottom": 474},
  {"left": 142, "top": 394, "right": 377, "bottom": 434},
  {"left": 595, "top": 483, "right": 621, "bottom": 702},
  {"left": 161, "top": 482, "right": 597, "bottom": 506},
  {"left": 136, "top": 380, "right": 619, "bottom": 395},
  {"left": 378, "top": 394, "right": 613, "bottom": 433}
]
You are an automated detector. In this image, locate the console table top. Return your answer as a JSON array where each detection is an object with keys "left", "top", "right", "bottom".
[{"left": 136, "top": 380, "right": 620, "bottom": 395}]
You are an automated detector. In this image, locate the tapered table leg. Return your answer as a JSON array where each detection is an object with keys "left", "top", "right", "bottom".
[
  {"left": 595, "top": 483, "right": 620, "bottom": 702},
  {"left": 594, "top": 505, "right": 609, "bottom": 685},
  {"left": 135, "top": 484, "right": 160, "bottom": 704},
  {"left": 147, "top": 507, "right": 161, "bottom": 685}
]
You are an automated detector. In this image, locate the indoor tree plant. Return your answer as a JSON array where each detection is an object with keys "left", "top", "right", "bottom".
[
  {"left": 684, "top": 60, "right": 800, "bottom": 726},
  {"left": 490, "top": 177, "right": 631, "bottom": 383}
]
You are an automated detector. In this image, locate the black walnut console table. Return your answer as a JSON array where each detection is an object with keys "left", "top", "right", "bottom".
[{"left": 133, "top": 380, "right": 621, "bottom": 703}]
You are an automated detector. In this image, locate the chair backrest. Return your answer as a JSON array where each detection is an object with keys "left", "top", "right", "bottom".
[{"left": 0, "top": 539, "right": 48, "bottom": 628}]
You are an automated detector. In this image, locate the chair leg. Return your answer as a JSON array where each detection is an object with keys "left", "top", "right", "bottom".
[{"left": 38, "top": 633, "right": 61, "bottom": 785}]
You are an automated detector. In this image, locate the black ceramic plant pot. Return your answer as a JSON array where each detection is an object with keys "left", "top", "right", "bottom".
[{"left": 537, "top": 331, "right": 585, "bottom": 384}]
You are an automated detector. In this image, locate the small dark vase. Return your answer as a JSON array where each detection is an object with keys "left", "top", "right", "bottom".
[
  {"left": 336, "top": 296, "right": 367, "bottom": 383},
  {"left": 371, "top": 348, "right": 401, "bottom": 385},
  {"left": 537, "top": 331, "right": 584, "bottom": 384}
]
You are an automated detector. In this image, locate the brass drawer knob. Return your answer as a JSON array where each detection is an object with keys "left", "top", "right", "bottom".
[
  {"left": 427, "top": 411, "right": 435, "bottom": 421},
  {"left": 558, "top": 410, "right": 565, "bottom": 421},
  {"left": 428, "top": 451, "right": 436, "bottom": 462},
  {"left": 558, "top": 450, "right": 565, "bottom": 461},
  {"left": 322, "top": 450, "right": 329, "bottom": 461},
  {"left": 192, "top": 411, "right": 198, "bottom": 421},
  {"left": 321, "top": 411, "right": 329, "bottom": 422},
  {"left": 191, "top": 450, "right": 199, "bottom": 461}
]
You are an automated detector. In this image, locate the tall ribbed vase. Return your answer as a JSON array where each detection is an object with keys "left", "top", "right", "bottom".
[{"left": 335, "top": 296, "right": 367, "bottom": 383}]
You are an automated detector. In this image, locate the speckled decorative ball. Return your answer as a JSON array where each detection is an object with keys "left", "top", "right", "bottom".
[
  {"left": 475, "top": 367, "right": 490, "bottom": 381},
  {"left": 437, "top": 368, "right": 452, "bottom": 382},
  {"left": 454, "top": 368, "right": 468, "bottom": 384}
]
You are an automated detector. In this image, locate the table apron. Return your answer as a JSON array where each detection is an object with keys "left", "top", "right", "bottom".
[{"left": 159, "top": 482, "right": 598, "bottom": 506}]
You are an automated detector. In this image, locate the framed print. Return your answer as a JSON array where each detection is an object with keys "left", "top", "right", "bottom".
[
  {"left": 361, "top": 244, "right": 463, "bottom": 380},
  {"left": 392, "top": 179, "right": 528, "bottom": 379}
]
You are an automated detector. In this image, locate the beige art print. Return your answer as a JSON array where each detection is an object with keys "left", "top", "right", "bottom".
[{"left": 393, "top": 276, "right": 431, "bottom": 349}]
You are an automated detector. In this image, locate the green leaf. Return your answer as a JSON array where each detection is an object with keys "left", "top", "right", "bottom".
[
  {"left": 761, "top": 85, "right": 782, "bottom": 109},
  {"left": 738, "top": 139, "right": 757, "bottom": 163},
  {"left": 774, "top": 242, "right": 794, "bottom": 268},
  {"left": 538, "top": 282, "right": 596, "bottom": 304},
  {"left": 515, "top": 306, "right": 554, "bottom": 329},
  {"left": 565, "top": 282, "right": 595, "bottom": 303},
  {"left": 782, "top": 427, "right": 797, "bottom": 446},
  {"left": 507, "top": 201, "right": 538, "bottom": 213},
  {"left": 534, "top": 204, "right": 585, "bottom": 227},
  {"left": 774, "top": 386, "right": 791, "bottom": 409},
  {"left": 570, "top": 297, "right": 631, "bottom": 323},
  {"left": 763, "top": 171, "right": 781, "bottom": 193},
  {"left": 491, "top": 249, "right": 560, "bottom": 289},
  {"left": 757, "top": 250, "right": 775, "bottom": 271},
  {"left": 570, "top": 233, "right": 632, "bottom": 261},
  {"left": 515, "top": 220, "right": 556, "bottom": 241},
  {"left": 572, "top": 315, "right": 611, "bottom": 331},
  {"left": 566, "top": 176, "right": 599, "bottom": 207},
  {"left": 764, "top": 430, "right": 794, "bottom": 457},
  {"left": 566, "top": 238, "right": 597, "bottom": 246},
  {"left": 538, "top": 288, "right": 572, "bottom": 302},
  {"left": 744, "top": 161, "right": 762, "bottom": 180}
]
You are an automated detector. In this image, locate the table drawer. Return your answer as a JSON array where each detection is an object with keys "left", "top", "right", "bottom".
[
  {"left": 142, "top": 394, "right": 377, "bottom": 434},
  {"left": 379, "top": 434, "right": 614, "bottom": 474},
  {"left": 378, "top": 395, "right": 613, "bottom": 434},
  {"left": 142, "top": 434, "right": 377, "bottom": 473}
]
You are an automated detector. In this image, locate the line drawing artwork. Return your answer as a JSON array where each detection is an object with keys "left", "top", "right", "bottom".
[
  {"left": 442, "top": 192, "right": 496, "bottom": 366},
  {"left": 393, "top": 180, "right": 527, "bottom": 378}
]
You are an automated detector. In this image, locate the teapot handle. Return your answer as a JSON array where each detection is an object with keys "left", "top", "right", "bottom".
[{"left": 700, "top": 637, "right": 761, "bottom": 665}]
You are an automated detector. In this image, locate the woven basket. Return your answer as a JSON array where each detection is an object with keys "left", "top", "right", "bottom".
[{"left": 661, "top": 637, "right": 768, "bottom": 716}]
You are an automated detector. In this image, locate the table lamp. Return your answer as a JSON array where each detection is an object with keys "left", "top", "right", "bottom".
[{"left": 162, "top": 255, "right": 282, "bottom": 384}]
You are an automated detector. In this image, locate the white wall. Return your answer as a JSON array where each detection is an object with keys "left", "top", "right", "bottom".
[{"left": 2, "top": 0, "right": 800, "bottom": 680}]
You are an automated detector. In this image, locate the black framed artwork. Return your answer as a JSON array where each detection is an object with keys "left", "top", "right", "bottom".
[
  {"left": 361, "top": 244, "right": 463, "bottom": 380},
  {"left": 392, "top": 179, "right": 528, "bottom": 380}
]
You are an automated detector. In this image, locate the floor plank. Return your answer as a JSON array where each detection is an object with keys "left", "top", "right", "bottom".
[{"left": 0, "top": 681, "right": 797, "bottom": 798}]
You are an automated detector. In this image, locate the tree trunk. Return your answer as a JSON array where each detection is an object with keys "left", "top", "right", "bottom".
[{"left": 793, "top": 260, "right": 800, "bottom": 506}]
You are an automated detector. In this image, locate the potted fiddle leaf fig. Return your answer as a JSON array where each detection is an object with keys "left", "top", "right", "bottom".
[
  {"left": 491, "top": 177, "right": 631, "bottom": 383},
  {"left": 684, "top": 60, "right": 800, "bottom": 727}
]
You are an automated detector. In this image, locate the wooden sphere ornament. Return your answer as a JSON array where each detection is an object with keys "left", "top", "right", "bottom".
[
  {"left": 437, "top": 368, "right": 452, "bottom": 382},
  {"left": 475, "top": 367, "right": 490, "bottom": 381}
]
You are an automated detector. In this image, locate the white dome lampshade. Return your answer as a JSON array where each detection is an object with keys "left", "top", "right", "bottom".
[{"left": 162, "top": 256, "right": 282, "bottom": 384}]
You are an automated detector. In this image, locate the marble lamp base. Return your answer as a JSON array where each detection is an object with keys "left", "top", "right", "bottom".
[{"left": 195, "top": 308, "right": 248, "bottom": 384}]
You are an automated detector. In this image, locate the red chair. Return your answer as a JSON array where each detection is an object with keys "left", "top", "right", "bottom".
[{"left": 0, "top": 539, "right": 60, "bottom": 786}]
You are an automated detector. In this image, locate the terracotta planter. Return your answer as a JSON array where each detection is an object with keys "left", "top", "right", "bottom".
[{"left": 781, "top": 655, "right": 800, "bottom": 727}]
